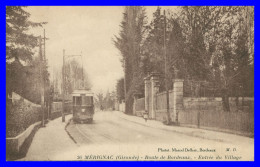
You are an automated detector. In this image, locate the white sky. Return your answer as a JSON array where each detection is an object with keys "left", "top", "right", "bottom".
[{"left": 25, "top": 6, "right": 177, "bottom": 94}]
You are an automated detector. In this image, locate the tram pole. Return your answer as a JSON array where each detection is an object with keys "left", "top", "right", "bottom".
[
  {"left": 39, "top": 36, "right": 45, "bottom": 127},
  {"left": 62, "top": 51, "right": 82, "bottom": 122},
  {"left": 164, "top": 10, "right": 171, "bottom": 125},
  {"left": 81, "top": 53, "right": 84, "bottom": 88},
  {"left": 62, "top": 49, "right": 65, "bottom": 122},
  {"left": 43, "top": 29, "right": 49, "bottom": 120}
]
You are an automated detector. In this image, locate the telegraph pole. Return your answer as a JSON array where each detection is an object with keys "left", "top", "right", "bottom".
[
  {"left": 43, "top": 29, "right": 46, "bottom": 60},
  {"left": 62, "top": 49, "right": 66, "bottom": 122},
  {"left": 123, "top": 59, "right": 127, "bottom": 108},
  {"left": 164, "top": 10, "right": 171, "bottom": 125},
  {"left": 81, "top": 52, "right": 84, "bottom": 88},
  {"left": 43, "top": 29, "right": 49, "bottom": 120},
  {"left": 39, "top": 36, "right": 45, "bottom": 127},
  {"left": 62, "top": 50, "right": 82, "bottom": 122}
]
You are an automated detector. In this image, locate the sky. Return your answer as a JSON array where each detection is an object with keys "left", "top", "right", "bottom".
[{"left": 25, "top": 6, "right": 177, "bottom": 94}]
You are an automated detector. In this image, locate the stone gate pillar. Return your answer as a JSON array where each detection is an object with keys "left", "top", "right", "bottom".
[
  {"left": 150, "top": 72, "right": 160, "bottom": 119},
  {"left": 173, "top": 79, "right": 184, "bottom": 123},
  {"left": 144, "top": 76, "right": 150, "bottom": 116}
]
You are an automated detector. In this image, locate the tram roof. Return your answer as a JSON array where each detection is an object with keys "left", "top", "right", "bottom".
[{"left": 71, "top": 89, "right": 94, "bottom": 97}]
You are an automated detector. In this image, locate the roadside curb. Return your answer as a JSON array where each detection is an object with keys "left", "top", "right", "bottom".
[
  {"left": 117, "top": 113, "right": 225, "bottom": 143},
  {"left": 179, "top": 123, "right": 254, "bottom": 138},
  {"left": 114, "top": 111, "right": 252, "bottom": 144},
  {"left": 6, "top": 121, "right": 42, "bottom": 161},
  {"left": 65, "top": 118, "right": 78, "bottom": 144}
]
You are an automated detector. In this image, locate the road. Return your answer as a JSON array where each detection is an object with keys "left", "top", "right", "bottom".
[
  {"left": 63, "top": 111, "right": 254, "bottom": 161},
  {"left": 67, "top": 111, "right": 227, "bottom": 145}
]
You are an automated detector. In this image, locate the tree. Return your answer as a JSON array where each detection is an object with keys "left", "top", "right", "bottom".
[
  {"left": 113, "top": 6, "right": 147, "bottom": 115},
  {"left": 116, "top": 78, "right": 125, "bottom": 103},
  {"left": 95, "top": 92, "right": 104, "bottom": 110},
  {"left": 6, "top": 6, "right": 45, "bottom": 63},
  {"left": 167, "top": 14, "right": 186, "bottom": 85},
  {"left": 104, "top": 90, "right": 114, "bottom": 110},
  {"left": 6, "top": 6, "right": 47, "bottom": 104},
  {"left": 141, "top": 7, "right": 187, "bottom": 92},
  {"left": 177, "top": 6, "right": 254, "bottom": 111},
  {"left": 178, "top": 6, "right": 224, "bottom": 81},
  {"left": 143, "top": 6, "right": 254, "bottom": 112},
  {"left": 235, "top": 28, "right": 253, "bottom": 97},
  {"left": 233, "top": 7, "right": 254, "bottom": 100},
  {"left": 64, "top": 59, "right": 92, "bottom": 95},
  {"left": 208, "top": 7, "right": 254, "bottom": 111}
]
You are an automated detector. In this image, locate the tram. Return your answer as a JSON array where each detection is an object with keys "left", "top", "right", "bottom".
[{"left": 72, "top": 89, "right": 94, "bottom": 123}]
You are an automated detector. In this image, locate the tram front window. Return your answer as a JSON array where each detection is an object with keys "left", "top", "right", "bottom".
[
  {"left": 73, "top": 96, "right": 82, "bottom": 106},
  {"left": 82, "top": 96, "right": 93, "bottom": 106}
]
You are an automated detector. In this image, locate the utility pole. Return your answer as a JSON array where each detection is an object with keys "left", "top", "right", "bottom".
[
  {"left": 43, "top": 29, "right": 46, "bottom": 60},
  {"left": 62, "top": 49, "right": 66, "bottom": 122},
  {"left": 39, "top": 36, "right": 45, "bottom": 127},
  {"left": 43, "top": 29, "right": 49, "bottom": 120},
  {"left": 164, "top": 10, "right": 171, "bottom": 125},
  {"left": 123, "top": 58, "right": 127, "bottom": 109},
  {"left": 81, "top": 52, "right": 84, "bottom": 88},
  {"left": 62, "top": 50, "right": 82, "bottom": 122}
]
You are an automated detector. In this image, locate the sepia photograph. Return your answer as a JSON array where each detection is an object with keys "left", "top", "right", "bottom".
[{"left": 6, "top": 6, "right": 254, "bottom": 161}]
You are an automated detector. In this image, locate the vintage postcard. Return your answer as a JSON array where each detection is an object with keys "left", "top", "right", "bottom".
[{"left": 6, "top": 6, "right": 254, "bottom": 161}]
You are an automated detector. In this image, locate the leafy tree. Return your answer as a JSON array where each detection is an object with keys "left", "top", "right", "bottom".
[
  {"left": 64, "top": 59, "right": 92, "bottom": 94},
  {"left": 6, "top": 6, "right": 47, "bottom": 104},
  {"left": 235, "top": 29, "right": 253, "bottom": 96},
  {"left": 178, "top": 6, "right": 254, "bottom": 111},
  {"left": 116, "top": 78, "right": 125, "bottom": 103},
  {"left": 114, "top": 6, "right": 254, "bottom": 113},
  {"left": 114, "top": 6, "right": 147, "bottom": 115},
  {"left": 94, "top": 92, "right": 104, "bottom": 110},
  {"left": 167, "top": 15, "right": 186, "bottom": 86},
  {"left": 104, "top": 90, "right": 114, "bottom": 110},
  {"left": 141, "top": 7, "right": 186, "bottom": 91},
  {"left": 179, "top": 6, "right": 224, "bottom": 81},
  {"left": 94, "top": 90, "right": 115, "bottom": 111},
  {"left": 208, "top": 7, "right": 254, "bottom": 111},
  {"left": 6, "top": 6, "right": 45, "bottom": 63}
]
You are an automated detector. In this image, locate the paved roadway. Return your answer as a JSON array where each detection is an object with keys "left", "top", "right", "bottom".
[{"left": 65, "top": 111, "right": 254, "bottom": 161}]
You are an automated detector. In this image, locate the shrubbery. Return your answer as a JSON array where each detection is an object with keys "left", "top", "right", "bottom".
[{"left": 6, "top": 99, "right": 42, "bottom": 138}]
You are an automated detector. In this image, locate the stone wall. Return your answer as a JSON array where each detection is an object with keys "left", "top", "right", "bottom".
[
  {"left": 183, "top": 97, "right": 222, "bottom": 112},
  {"left": 179, "top": 97, "right": 254, "bottom": 133},
  {"left": 133, "top": 75, "right": 254, "bottom": 134},
  {"left": 134, "top": 73, "right": 184, "bottom": 122}
]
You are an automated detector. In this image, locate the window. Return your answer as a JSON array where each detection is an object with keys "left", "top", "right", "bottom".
[
  {"left": 82, "top": 96, "right": 93, "bottom": 105},
  {"left": 73, "top": 96, "right": 82, "bottom": 105}
]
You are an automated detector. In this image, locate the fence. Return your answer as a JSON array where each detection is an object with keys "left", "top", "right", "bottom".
[
  {"left": 178, "top": 110, "right": 254, "bottom": 134},
  {"left": 136, "top": 98, "right": 145, "bottom": 111},
  {"left": 51, "top": 101, "right": 72, "bottom": 120},
  {"left": 133, "top": 75, "right": 254, "bottom": 135},
  {"left": 154, "top": 91, "right": 174, "bottom": 121},
  {"left": 135, "top": 98, "right": 145, "bottom": 116},
  {"left": 179, "top": 97, "right": 254, "bottom": 133}
]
